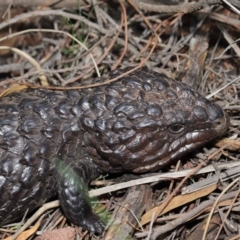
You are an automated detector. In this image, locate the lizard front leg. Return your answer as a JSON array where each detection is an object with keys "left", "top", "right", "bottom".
[{"left": 55, "top": 158, "right": 105, "bottom": 234}]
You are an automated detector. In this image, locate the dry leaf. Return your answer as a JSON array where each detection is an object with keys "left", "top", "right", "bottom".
[
  {"left": 3, "top": 221, "right": 41, "bottom": 240},
  {"left": 0, "top": 84, "right": 28, "bottom": 98},
  {"left": 216, "top": 138, "right": 240, "bottom": 151},
  {"left": 187, "top": 214, "right": 221, "bottom": 240},
  {"left": 0, "top": 8, "right": 23, "bottom": 55},
  {"left": 141, "top": 183, "right": 217, "bottom": 225},
  {"left": 35, "top": 227, "right": 76, "bottom": 240}
]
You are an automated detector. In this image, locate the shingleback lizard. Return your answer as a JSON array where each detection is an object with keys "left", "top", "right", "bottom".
[{"left": 0, "top": 68, "right": 229, "bottom": 234}]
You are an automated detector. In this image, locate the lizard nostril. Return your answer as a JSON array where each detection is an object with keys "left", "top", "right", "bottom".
[
  {"left": 214, "top": 119, "right": 222, "bottom": 126},
  {"left": 213, "top": 112, "right": 230, "bottom": 135}
]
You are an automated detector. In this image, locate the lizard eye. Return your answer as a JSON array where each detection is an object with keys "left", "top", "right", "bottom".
[{"left": 168, "top": 124, "right": 185, "bottom": 134}]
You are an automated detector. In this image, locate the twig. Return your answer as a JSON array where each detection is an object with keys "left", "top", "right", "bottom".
[
  {"left": 112, "top": 0, "right": 128, "bottom": 70},
  {"left": 137, "top": 191, "right": 239, "bottom": 239},
  {"left": 132, "top": 0, "right": 240, "bottom": 13},
  {"left": 202, "top": 177, "right": 240, "bottom": 240},
  {"left": 0, "top": 0, "right": 88, "bottom": 9}
]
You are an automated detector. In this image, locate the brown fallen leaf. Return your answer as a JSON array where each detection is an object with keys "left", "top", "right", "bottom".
[
  {"left": 0, "top": 8, "right": 23, "bottom": 55},
  {"left": 216, "top": 138, "right": 240, "bottom": 151},
  {"left": 3, "top": 221, "right": 41, "bottom": 240},
  {"left": 141, "top": 183, "right": 217, "bottom": 225},
  {"left": 0, "top": 84, "right": 28, "bottom": 98},
  {"left": 186, "top": 214, "right": 221, "bottom": 240},
  {"left": 35, "top": 227, "right": 76, "bottom": 240}
]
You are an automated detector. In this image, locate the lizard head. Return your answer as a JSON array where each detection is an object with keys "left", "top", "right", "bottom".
[{"left": 81, "top": 69, "right": 229, "bottom": 173}]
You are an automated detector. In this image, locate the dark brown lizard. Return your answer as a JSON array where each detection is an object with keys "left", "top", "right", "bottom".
[{"left": 0, "top": 68, "right": 229, "bottom": 234}]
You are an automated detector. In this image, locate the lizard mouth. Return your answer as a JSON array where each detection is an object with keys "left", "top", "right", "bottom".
[
  {"left": 132, "top": 139, "right": 213, "bottom": 173},
  {"left": 213, "top": 111, "right": 230, "bottom": 136},
  {"left": 133, "top": 112, "right": 230, "bottom": 173}
]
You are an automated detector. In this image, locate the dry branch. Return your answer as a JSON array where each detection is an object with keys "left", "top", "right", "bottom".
[
  {"left": 132, "top": 0, "right": 240, "bottom": 13},
  {"left": 1, "top": 0, "right": 86, "bottom": 9},
  {"left": 0, "top": 0, "right": 239, "bottom": 13}
]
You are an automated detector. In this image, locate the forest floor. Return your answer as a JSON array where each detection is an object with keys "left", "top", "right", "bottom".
[{"left": 0, "top": 1, "right": 240, "bottom": 240}]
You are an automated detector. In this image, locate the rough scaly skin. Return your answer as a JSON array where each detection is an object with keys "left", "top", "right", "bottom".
[{"left": 0, "top": 68, "right": 229, "bottom": 233}]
